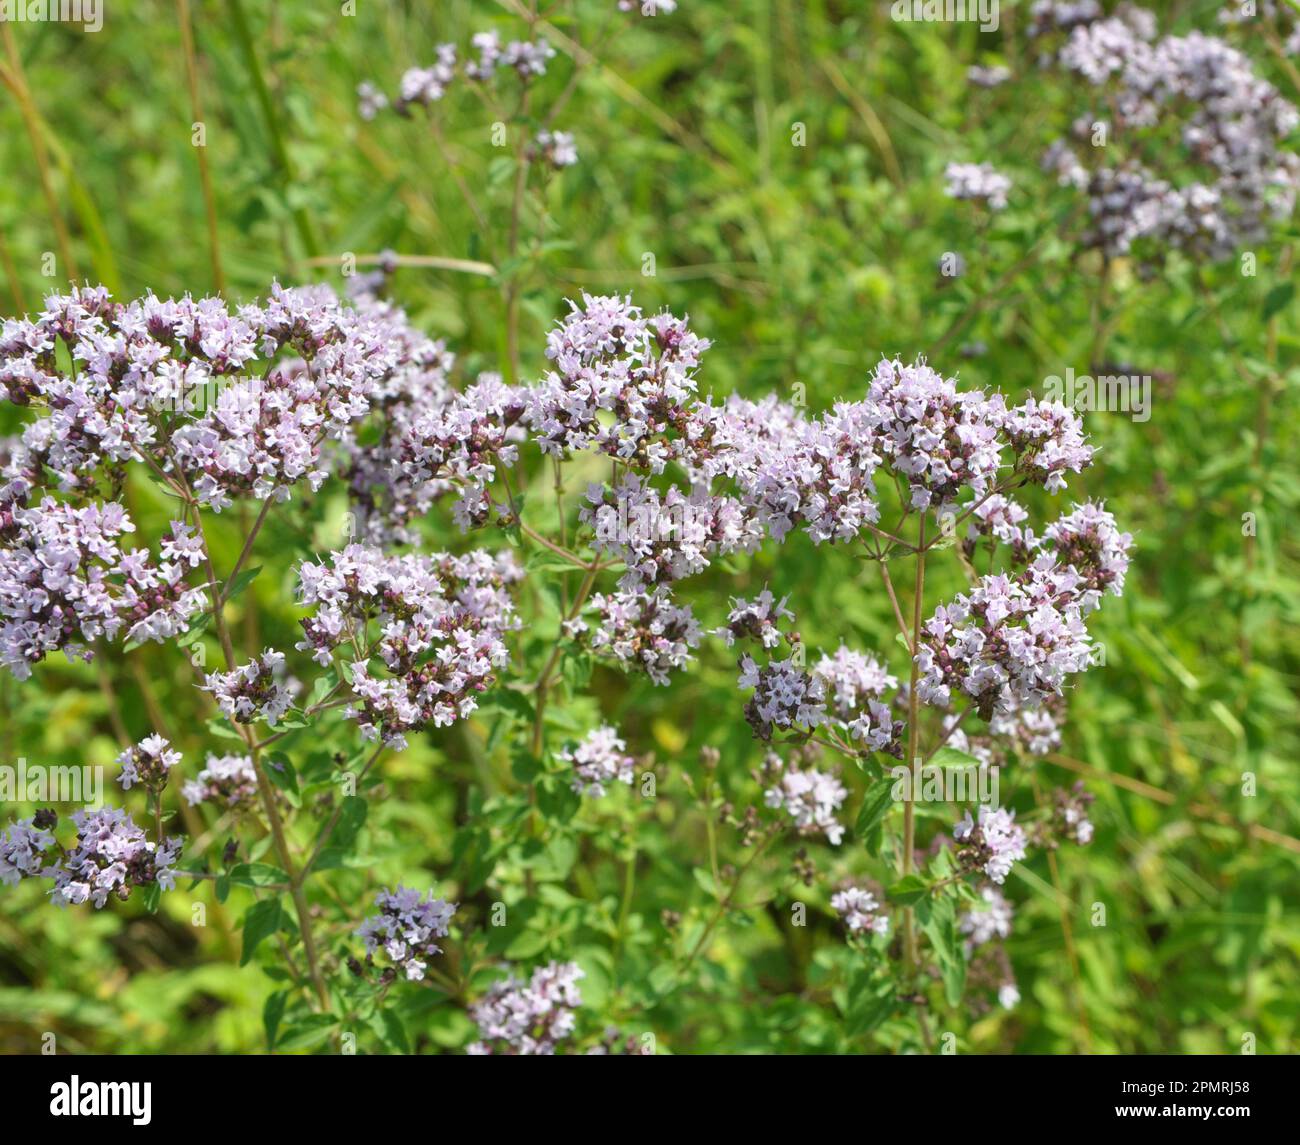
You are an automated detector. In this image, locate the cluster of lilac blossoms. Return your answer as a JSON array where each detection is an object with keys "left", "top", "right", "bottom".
[
  {"left": 718, "top": 589, "right": 903, "bottom": 755},
  {"left": 831, "top": 885, "right": 890, "bottom": 937},
  {"left": 0, "top": 807, "right": 179, "bottom": 908},
  {"left": 182, "top": 752, "right": 259, "bottom": 809},
  {"left": 355, "top": 886, "right": 458, "bottom": 981},
  {"left": 559, "top": 725, "right": 636, "bottom": 797},
  {"left": 569, "top": 586, "right": 704, "bottom": 686},
  {"left": 295, "top": 543, "right": 521, "bottom": 748},
  {"left": 761, "top": 750, "right": 848, "bottom": 846},
  {"left": 917, "top": 498, "right": 1132, "bottom": 720},
  {"left": 0, "top": 284, "right": 456, "bottom": 682},
  {"left": 361, "top": 28, "right": 585, "bottom": 171},
  {"left": 0, "top": 284, "right": 415, "bottom": 510},
  {"left": 959, "top": 884, "right": 1020, "bottom": 1009},
  {"left": 960, "top": 885, "right": 1015, "bottom": 948},
  {"left": 201, "top": 649, "right": 294, "bottom": 727},
  {"left": 813, "top": 647, "right": 904, "bottom": 756},
  {"left": 468, "top": 961, "right": 585, "bottom": 1055},
  {"left": 944, "top": 162, "right": 1012, "bottom": 210},
  {"left": 953, "top": 807, "right": 1029, "bottom": 884},
  {"left": 117, "top": 734, "right": 181, "bottom": 793},
  {"left": 0, "top": 815, "right": 55, "bottom": 885},
  {"left": 1029, "top": 3, "right": 1300, "bottom": 261},
  {"left": 0, "top": 496, "right": 205, "bottom": 680}
]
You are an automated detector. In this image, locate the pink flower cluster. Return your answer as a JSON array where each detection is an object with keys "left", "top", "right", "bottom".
[
  {"left": 528, "top": 294, "right": 711, "bottom": 472},
  {"left": 467, "top": 961, "right": 585, "bottom": 1055},
  {"left": 117, "top": 734, "right": 182, "bottom": 792},
  {"left": 944, "top": 162, "right": 1012, "bottom": 210},
  {"left": 355, "top": 885, "right": 458, "bottom": 981},
  {"left": 812, "top": 647, "right": 904, "bottom": 756},
  {"left": 559, "top": 725, "right": 636, "bottom": 797},
  {"left": 1031, "top": 4, "right": 1300, "bottom": 260},
  {"left": 831, "top": 885, "right": 890, "bottom": 937},
  {"left": 0, "top": 496, "right": 205, "bottom": 680},
  {"left": 953, "top": 806, "right": 1028, "bottom": 884},
  {"left": 1, "top": 807, "right": 179, "bottom": 908},
  {"left": 762, "top": 752, "right": 848, "bottom": 845},
  {"left": 0, "top": 285, "right": 431, "bottom": 513},
  {"left": 916, "top": 560, "right": 1095, "bottom": 721},
  {"left": 182, "top": 752, "right": 259, "bottom": 809},
  {"left": 570, "top": 586, "right": 704, "bottom": 686},
  {"left": 202, "top": 649, "right": 294, "bottom": 728},
  {"left": 296, "top": 543, "right": 521, "bottom": 747}
]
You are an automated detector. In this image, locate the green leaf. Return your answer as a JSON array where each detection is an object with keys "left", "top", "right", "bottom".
[
  {"left": 223, "top": 564, "right": 262, "bottom": 604},
  {"left": 263, "top": 990, "right": 287, "bottom": 1050},
  {"left": 327, "top": 796, "right": 368, "bottom": 854},
  {"left": 479, "top": 689, "right": 536, "bottom": 724},
  {"left": 505, "top": 929, "right": 551, "bottom": 959},
  {"left": 917, "top": 894, "right": 966, "bottom": 1007},
  {"left": 692, "top": 866, "right": 719, "bottom": 899},
  {"left": 929, "top": 746, "right": 983, "bottom": 769},
  {"left": 846, "top": 980, "right": 897, "bottom": 1037},
  {"left": 228, "top": 862, "right": 289, "bottom": 888},
  {"left": 372, "top": 1009, "right": 410, "bottom": 1053},
  {"left": 276, "top": 1014, "right": 338, "bottom": 1051},
  {"left": 206, "top": 717, "right": 244, "bottom": 741},
  {"left": 886, "top": 874, "right": 929, "bottom": 905},
  {"left": 1263, "top": 283, "right": 1294, "bottom": 321},
  {"left": 140, "top": 883, "right": 162, "bottom": 913},
  {"left": 265, "top": 752, "right": 299, "bottom": 799},
  {"left": 241, "top": 897, "right": 283, "bottom": 966},
  {"left": 307, "top": 670, "right": 339, "bottom": 708},
  {"left": 854, "top": 781, "right": 895, "bottom": 852}
]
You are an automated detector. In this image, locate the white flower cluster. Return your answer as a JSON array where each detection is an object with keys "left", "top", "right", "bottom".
[
  {"left": 764, "top": 755, "right": 848, "bottom": 845},
  {"left": 831, "top": 885, "right": 890, "bottom": 937},
  {"left": 355, "top": 885, "right": 458, "bottom": 981},
  {"left": 559, "top": 725, "right": 636, "bottom": 797},
  {"left": 202, "top": 649, "right": 294, "bottom": 727},
  {"left": 468, "top": 961, "right": 585, "bottom": 1055}
]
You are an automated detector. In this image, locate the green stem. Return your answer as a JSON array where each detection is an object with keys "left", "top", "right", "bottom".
[
  {"left": 901, "top": 514, "right": 927, "bottom": 981},
  {"left": 226, "top": 0, "right": 319, "bottom": 260}
]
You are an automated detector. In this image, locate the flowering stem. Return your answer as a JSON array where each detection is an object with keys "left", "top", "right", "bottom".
[
  {"left": 185, "top": 485, "right": 329, "bottom": 1009},
  {"left": 878, "top": 560, "right": 913, "bottom": 654},
  {"left": 504, "top": 82, "right": 533, "bottom": 384},
  {"left": 614, "top": 840, "right": 637, "bottom": 958},
  {"left": 300, "top": 743, "right": 385, "bottom": 881},
  {"left": 530, "top": 558, "right": 601, "bottom": 758},
  {"left": 675, "top": 827, "right": 778, "bottom": 982},
  {"left": 901, "top": 514, "right": 927, "bottom": 981},
  {"left": 1031, "top": 771, "right": 1092, "bottom": 1052},
  {"left": 0, "top": 227, "right": 26, "bottom": 313},
  {"left": 427, "top": 115, "right": 494, "bottom": 243},
  {"left": 221, "top": 496, "right": 274, "bottom": 606},
  {"left": 249, "top": 741, "right": 329, "bottom": 1010},
  {"left": 517, "top": 520, "right": 589, "bottom": 568},
  {"left": 303, "top": 252, "right": 497, "bottom": 278}
]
